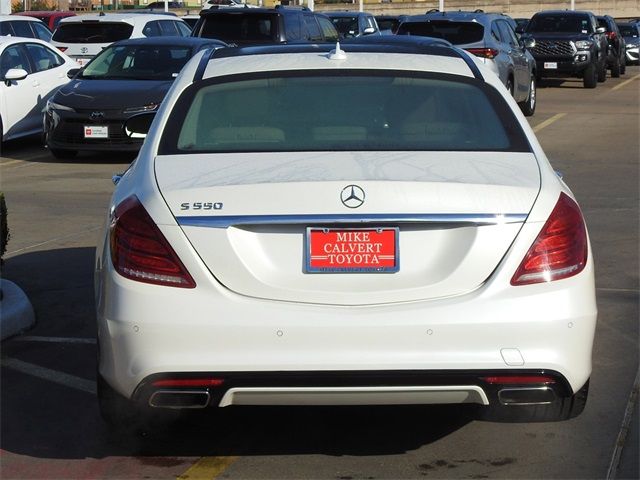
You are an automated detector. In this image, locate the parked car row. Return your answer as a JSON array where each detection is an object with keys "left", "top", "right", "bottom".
[{"left": 0, "top": 7, "right": 636, "bottom": 156}]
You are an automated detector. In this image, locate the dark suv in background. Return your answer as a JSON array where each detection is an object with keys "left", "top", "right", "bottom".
[
  {"left": 191, "top": 6, "right": 339, "bottom": 45},
  {"left": 597, "top": 15, "right": 626, "bottom": 77},
  {"left": 523, "top": 10, "right": 608, "bottom": 88}
]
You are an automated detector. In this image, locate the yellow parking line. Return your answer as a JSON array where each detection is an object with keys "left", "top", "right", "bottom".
[
  {"left": 612, "top": 73, "right": 640, "bottom": 91},
  {"left": 177, "top": 456, "right": 239, "bottom": 480},
  {"left": 532, "top": 112, "right": 567, "bottom": 133},
  {"left": 0, "top": 160, "right": 24, "bottom": 167}
]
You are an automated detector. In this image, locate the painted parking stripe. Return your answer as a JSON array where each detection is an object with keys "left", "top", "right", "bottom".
[
  {"left": 1, "top": 357, "right": 96, "bottom": 395},
  {"left": 0, "top": 160, "right": 24, "bottom": 167},
  {"left": 13, "top": 336, "right": 96, "bottom": 344},
  {"left": 177, "top": 456, "right": 239, "bottom": 480},
  {"left": 611, "top": 73, "right": 640, "bottom": 92},
  {"left": 532, "top": 113, "right": 567, "bottom": 133},
  {"left": 606, "top": 368, "right": 639, "bottom": 479}
]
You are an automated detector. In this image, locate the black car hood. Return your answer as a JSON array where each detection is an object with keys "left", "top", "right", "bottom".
[
  {"left": 526, "top": 32, "right": 591, "bottom": 41},
  {"left": 53, "top": 79, "right": 174, "bottom": 110}
]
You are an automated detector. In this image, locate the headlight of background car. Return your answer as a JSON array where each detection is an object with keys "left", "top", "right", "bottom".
[
  {"left": 46, "top": 100, "right": 75, "bottom": 112},
  {"left": 626, "top": 43, "right": 639, "bottom": 48},
  {"left": 123, "top": 103, "right": 159, "bottom": 114},
  {"left": 574, "top": 40, "right": 593, "bottom": 50}
]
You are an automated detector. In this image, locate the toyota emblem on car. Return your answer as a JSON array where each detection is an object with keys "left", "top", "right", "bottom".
[{"left": 340, "top": 185, "right": 365, "bottom": 208}]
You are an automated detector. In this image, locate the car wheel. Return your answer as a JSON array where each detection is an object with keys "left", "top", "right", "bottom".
[
  {"left": 583, "top": 63, "right": 597, "bottom": 88},
  {"left": 611, "top": 56, "right": 621, "bottom": 78},
  {"left": 50, "top": 148, "right": 78, "bottom": 159},
  {"left": 597, "top": 60, "right": 607, "bottom": 82},
  {"left": 518, "top": 75, "right": 536, "bottom": 117},
  {"left": 482, "top": 380, "right": 589, "bottom": 423}
]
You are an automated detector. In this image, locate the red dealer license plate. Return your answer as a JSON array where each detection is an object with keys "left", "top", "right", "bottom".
[{"left": 305, "top": 227, "right": 399, "bottom": 273}]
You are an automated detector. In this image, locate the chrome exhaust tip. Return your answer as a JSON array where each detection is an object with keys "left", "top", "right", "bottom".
[
  {"left": 148, "top": 390, "right": 211, "bottom": 409},
  {"left": 498, "top": 387, "right": 556, "bottom": 406}
]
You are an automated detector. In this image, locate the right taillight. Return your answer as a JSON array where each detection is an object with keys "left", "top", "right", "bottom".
[
  {"left": 110, "top": 195, "right": 196, "bottom": 288},
  {"left": 511, "top": 193, "right": 588, "bottom": 286}
]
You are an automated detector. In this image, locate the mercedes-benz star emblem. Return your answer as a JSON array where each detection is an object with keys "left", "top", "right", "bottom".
[{"left": 340, "top": 185, "right": 365, "bottom": 208}]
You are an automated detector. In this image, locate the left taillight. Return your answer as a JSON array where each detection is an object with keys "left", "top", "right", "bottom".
[
  {"left": 110, "top": 195, "right": 196, "bottom": 288},
  {"left": 56, "top": 46, "right": 68, "bottom": 52},
  {"left": 465, "top": 47, "right": 499, "bottom": 59},
  {"left": 511, "top": 193, "right": 588, "bottom": 286}
]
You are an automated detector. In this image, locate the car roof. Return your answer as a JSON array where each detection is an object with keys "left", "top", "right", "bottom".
[
  {"left": 1, "top": 14, "right": 42, "bottom": 22},
  {"left": 200, "top": 6, "right": 309, "bottom": 15},
  {"left": 58, "top": 13, "right": 181, "bottom": 24},
  {"left": 324, "top": 11, "right": 370, "bottom": 17},
  {"left": 532, "top": 10, "right": 592, "bottom": 16},
  {"left": 14, "top": 11, "right": 75, "bottom": 18},
  {"left": 197, "top": 40, "right": 483, "bottom": 82},
  {"left": 110, "top": 36, "right": 226, "bottom": 47}
]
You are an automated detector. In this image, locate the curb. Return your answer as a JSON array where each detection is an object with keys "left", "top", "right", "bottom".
[{"left": 0, "top": 279, "right": 35, "bottom": 341}]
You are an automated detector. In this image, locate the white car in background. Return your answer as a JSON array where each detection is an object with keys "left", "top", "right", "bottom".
[
  {"left": 0, "top": 15, "right": 53, "bottom": 42},
  {"left": 95, "top": 38, "right": 597, "bottom": 429},
  {"left": 0, "top": 36, "right": 77, "bottom": 150},
  {"left": 50, "top": 13, "right": 192, "bottom": 66}
]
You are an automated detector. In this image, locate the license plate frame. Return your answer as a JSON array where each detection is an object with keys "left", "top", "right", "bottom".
[
  {"left": 305, "top": 227, "right": 399, "bottom": 274},
  {"left": 544, "top": 62, "right": 558, "bottom": 69},
  {"left": 84, "top": 125, "right": 108, "bottom": 139}
]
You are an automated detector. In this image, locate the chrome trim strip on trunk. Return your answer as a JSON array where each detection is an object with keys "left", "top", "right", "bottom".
[{"left": 176, "top": 213, "right": 528, "bottom": 229}]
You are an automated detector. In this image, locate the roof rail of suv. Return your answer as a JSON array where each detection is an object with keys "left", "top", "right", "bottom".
[{"left": 193, "top": 39, "right": 484, "bottom": 82}]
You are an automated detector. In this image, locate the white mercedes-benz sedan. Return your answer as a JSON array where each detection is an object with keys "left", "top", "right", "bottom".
[{"left": 95, "top": 38, "right": 597, "bottom": 428}]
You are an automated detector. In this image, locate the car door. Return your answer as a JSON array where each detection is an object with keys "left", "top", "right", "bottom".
[
  {"left": 497, "top": 19, "right": 529, "bottom": 101},
  {"left": 23, "top": 42, "right": 70, "bottom": 106},
  {"left": 0, "top": 43, "right": 38, "bottom": 140}
]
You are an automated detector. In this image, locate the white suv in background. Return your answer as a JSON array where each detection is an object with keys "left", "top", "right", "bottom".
[{"left": 50, "top": 13, "right": 191, "bottom": 66}]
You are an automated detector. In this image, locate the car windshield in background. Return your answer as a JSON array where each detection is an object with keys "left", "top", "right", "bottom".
[
  {"left": 330, "top": 17, "right": 359, "bottom": 37},
  {"left": 81, "top": 45, "right": 192, "bottom": 80},
  {"left": 526, "top": 15, "right": 592, "bottom": 34},
  {"left": 52, "top": 22, "right": 134, "bottom": 43},
  {"left": 397, "top": 21, "right": 483, "bottom": 45},
  {"left": 199, "top": 14, "right": 276, "bottom": 42},
  {"left": 619, "top": 24, "right": 638, "bottom": 37},
  {"left": 164, "top": 72, "right": 529, "bottom": 154}
]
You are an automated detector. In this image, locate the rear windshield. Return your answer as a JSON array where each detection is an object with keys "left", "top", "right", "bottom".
[
  {"left": 397, "top": 21, "right": 484, "bottom": 45},
  {"left": 198, "top": 14, "right": 277, "bottom": 43},
  {"left": 526, "top": 15, "right": 592, "bottom": 34},
  {"left": 160, "top": 71, "right": 530, "bottom": 154},
  {"left": 52, "top": 22, "right": 134, "bottom": 43}
]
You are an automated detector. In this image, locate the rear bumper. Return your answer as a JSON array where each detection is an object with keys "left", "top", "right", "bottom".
[{"left": 96, "top": 239, "right": 597, "bottom": 401}]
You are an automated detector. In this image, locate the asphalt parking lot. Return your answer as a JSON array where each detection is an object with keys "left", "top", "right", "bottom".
[{"left": 1, "top": 69, "right": 639, "bottom": 479}]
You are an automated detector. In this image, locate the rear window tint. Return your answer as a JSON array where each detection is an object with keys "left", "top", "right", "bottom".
[
  {"left": 161, "top": 71, "right": 530, "bottom": 154},
  {"left": 397, "top": 21, "right": 484, "bottom": 45},
  {"left": 199, "top": 14, "right": 277, "bottom": 43},
  {"left": 52, "top": 22, "right": 133, "bottom": 43}
]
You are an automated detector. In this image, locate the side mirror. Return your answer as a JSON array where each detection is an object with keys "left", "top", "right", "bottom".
[
  {"left": 4, "top": 68, "right": 28, "bottom": 85},
  {"left": 515, "top": 25, "right": 525, "bottom": 35},
  {"left": 363, "top": 26, "right": 376, "bottom": 35},
  {"left": 596, "top": 27, "right": 606, "bottom": 34},
  {"left": 67, "top": 67, "right": 81, "bottom": 79},
  {"left": 124, "top": 112, "right": 156, "bottom": 138}
]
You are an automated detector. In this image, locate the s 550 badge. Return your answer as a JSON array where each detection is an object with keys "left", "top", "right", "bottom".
[{"left": 180, "top": 202, "right": 223, "bottom": 211}]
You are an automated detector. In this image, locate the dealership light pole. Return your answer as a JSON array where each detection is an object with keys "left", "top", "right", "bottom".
[
  {"left": 439, "top": 0, "right": 443, "bottom": 11},
  {"left": 571, "top": 0, "right": 575, "bottom": 10}
]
